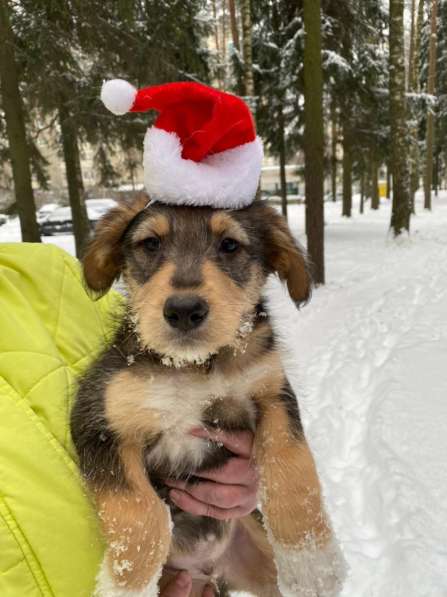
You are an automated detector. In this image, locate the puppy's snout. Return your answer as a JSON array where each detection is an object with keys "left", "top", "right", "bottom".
[{"left": 163, "top": 295, "right": 209, "bottom": 331}]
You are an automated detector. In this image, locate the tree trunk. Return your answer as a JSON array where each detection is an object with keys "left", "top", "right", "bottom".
[
  {"left": 221, "top": 0, "right": 227, "bottom": 88},
  {"left": 58, "top": 101, "right": 90, "bottom": 257},
  {"left": 371, "top": 152, "right": 380, "bottom": 209},
  {"left": 408, "top": 0, "right": 417, "bottom": 92},
  {"left": 341, "top": 115, "right": 352, "bottom": 217},
  {"left": 278, "top": 104, "right": 288, "bottom": 219},
  {"left": 389, "top": 0, "right": 411, "bottom": 235},
  {"left": 303, "top": 0, "right": 325, "bottom": 285},
  {"left": 0, "top": 1, "right": 40, "bottom": 242},
  {"left": 228, "top": 0, "right": 240, "bottom": 52},
  {"left": 212, "top": 0, "right": 222, "bottom": 89},
  {"left": 360, "top": 170, "right": 365, "bottom": 214},
  {"left": 330, "top": 95, "right": 337, "bottom": 202},
  {"left": 434, "top": 151, "right": 439, "bottom": 196},
  {"left": 212, "top": 0, "right": 220, "bottom": 55},
  {"left": 424, "top": 0, "right": 438, "bottom": 210},
  {"left": 386, "top": 163, "right": 392, "bottom": 199},
  {"left": 241, "top": 0, "right": 255, "bottom": 100},
  {"left": 410, "top": 0, "right": 425, "bottom": 207}
]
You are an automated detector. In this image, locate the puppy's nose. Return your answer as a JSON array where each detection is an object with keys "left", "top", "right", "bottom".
[{"left": 163, "top": 295, "right": 209, "bottom": 331}]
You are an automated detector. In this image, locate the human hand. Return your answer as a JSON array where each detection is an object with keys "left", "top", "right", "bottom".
[
  {"left": 165, "top": 428, "right": 258, "bottom": 520},
  {"left": 160, "top": 571, "right": 215, "bottom": 597}
]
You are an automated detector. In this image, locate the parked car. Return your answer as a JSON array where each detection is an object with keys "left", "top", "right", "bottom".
[
  {"left": 85, "top": 198, "right": 117, "bottom": 224},
  {"left": 39, "top": 199, "right": 117, "bottom": 236},
  {"left": 39, "top": 207, "right": 73, "bottom": 235},
  {"left": 36, "top": 203, "right": 59, "bottom": 223}
]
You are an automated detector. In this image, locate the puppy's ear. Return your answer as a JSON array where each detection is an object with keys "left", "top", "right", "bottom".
[
  {"left": 263, "top": 207, "right": 312, "bottom": 306},
  {"left": 83, "top": 193, "right": 149, "bottom": 293}
]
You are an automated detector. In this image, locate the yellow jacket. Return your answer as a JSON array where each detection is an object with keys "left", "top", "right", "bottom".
[{"left": 0, "top": 243, "right": 121, "bottom": 596}]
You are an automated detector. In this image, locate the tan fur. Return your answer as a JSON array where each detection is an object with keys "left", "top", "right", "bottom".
[
  {"left": 209, "top": 212, "right": 250, "bottom": 245},
  {"left": 127, "top": 258, "right": 264, "bottom": 361},
  {"left": 104, "top": 369, "right": 161, "bottom": 440},
  {"left": 97, "top": 444, "right": 171, "bottom": 591},
  {"left": 265, "top": 211, "right": 310, "bottom": 303},
  {"left": 83, "top": 193, "right": 149, "bottom": 291},
  {"left": 197, "top": 260, "right": 259, "bottom": 351},
  {"left": 132, "top": 213, "right": 170, "bottom": 243},
  {"left": 254, "top": 395, "right": 331, "bottom": 548},
  {"left": 225, "top": 515, "right": 280, "bottom": 596}
]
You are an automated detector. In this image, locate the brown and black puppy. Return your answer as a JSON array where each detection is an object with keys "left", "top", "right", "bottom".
[{"left": 71, "top": 194, "right": 345, "bottom": 597}]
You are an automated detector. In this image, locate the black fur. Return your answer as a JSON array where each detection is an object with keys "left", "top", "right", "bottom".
[{"left": 278, "top": 379, "right": 303, "bottom": 438}]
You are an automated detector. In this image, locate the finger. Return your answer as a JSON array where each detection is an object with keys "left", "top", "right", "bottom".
[
  {"left": 189, "top": 427, "right": 253, "bottom": 458},
  {"left": 202, "top": 584, "right": 216, "bottom": 597},
  {"left": 165, "top": 458, "right": 256, "bottom": 486},
  {"left": 168, "top": 480, "right": 252, "bottom": 509},
  {"left": 161, "top": 571, "right": 192, "bottom": 597},
  {"left": 169, "top": 488, "right": 247, "bottom": 520},
  {"left": 193, "top": 457, "right": 259, "bottom": 485}
]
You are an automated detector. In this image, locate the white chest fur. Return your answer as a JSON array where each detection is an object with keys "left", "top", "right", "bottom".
[{"left": 142, "top": 358, "right": 270, "bottom": 473}]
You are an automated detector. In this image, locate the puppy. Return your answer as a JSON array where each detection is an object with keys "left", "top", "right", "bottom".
[{"left": 70, "top": 194, "right": 345, "bottom": 597}]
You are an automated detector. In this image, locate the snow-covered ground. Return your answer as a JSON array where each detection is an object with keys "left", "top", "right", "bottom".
[
  {"left": 268, "top": 191, "right": 447, "bottom": 597},
  {"left": 2, "top": 191, "right": 446, "bottom": 596}
]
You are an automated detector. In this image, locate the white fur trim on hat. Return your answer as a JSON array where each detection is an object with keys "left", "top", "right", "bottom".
[
  {"left": 101, "top": 79, "right": 137, "bottom": 115},
  {"left": 143, "top": 128, "right": 263, "bottom": 209}
]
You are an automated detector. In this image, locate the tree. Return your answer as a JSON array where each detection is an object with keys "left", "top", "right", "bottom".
[
  {"left": 228, "top": 0, "right": 240, "bottom": 52},
  {"left": 436, "top": 0, "right": 447, "bottom": 188},
  {"left": 251, "top": 0, "right": 303, "bottom": 219},
  {"left": 0, "top": 0, "right": 40, "bottom": 242},
  {"left": 408, "top": 0, "right": 425, "bottom": 209},
  {"left": 389, "top": 0, "right": 411, "bottom": 235},
  {"left": 330, "top": 95, "right": 338, "bottom": 202},
  {"left": 240, "top": 0, "right": 255, "bottom": 99},
  {"left": 7, "top": 0, "right": 210, "bottom": 255},
  {"left": 424, "top": 0, "right": 438, "bottom": 210},
  {"left": 304, "top": 0, "right": 325, "bottom": 284},
  {"left": 323, "top": 0, "right": 388, "bottom": 217}
]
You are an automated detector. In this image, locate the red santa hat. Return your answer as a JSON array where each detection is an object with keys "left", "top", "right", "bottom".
[{"left": 100, "top": 79, "right": 263, "bottom": 209}]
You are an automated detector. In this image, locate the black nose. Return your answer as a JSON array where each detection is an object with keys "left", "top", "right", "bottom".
[{"left": 163, "top": 295, "right": 209, "bottom": 331}]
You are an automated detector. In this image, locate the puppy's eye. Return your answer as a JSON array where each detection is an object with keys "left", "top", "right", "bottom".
[
  {"left": 219, "top": 237, "right": 240, "bottom": 254},
  {"left": 143, "top": 236, "right": 161, "bottom": 252}
]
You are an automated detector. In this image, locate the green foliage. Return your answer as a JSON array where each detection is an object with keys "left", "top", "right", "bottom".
[
  {"left": 249, "top": 0, "right": 304, "bottom": 160},
  {"left": 4, "top": 0, "right": 211, "bottom": 187},
  {"left": 324, "top": 0, "right": 389, "bottom": 179}
]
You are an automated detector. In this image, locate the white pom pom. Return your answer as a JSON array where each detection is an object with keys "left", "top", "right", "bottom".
[{"left": 101, "top": 79, "right": 137, "bottom": 115}]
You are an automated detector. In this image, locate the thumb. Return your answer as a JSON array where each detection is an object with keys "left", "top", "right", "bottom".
[{"left": 161, "top": 571, "right": 192, "bottom": 597}]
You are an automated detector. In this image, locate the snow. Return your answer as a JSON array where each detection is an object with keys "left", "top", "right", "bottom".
[
  {"left": 267, "top": 191, "right": 447, "bottom": 597},
  {"left": 0, "top": 217, "right": 75, "bottom": 253},
  {"left": 2, "top": 190, "right": 446, "bottom": 596}
]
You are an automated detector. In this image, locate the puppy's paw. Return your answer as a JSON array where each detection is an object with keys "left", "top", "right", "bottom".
[
  {"left": 273, "top": 537, "right": 347, "bottom": 597},
  {"left": 94, "top": 557, "right": 161, "bottom": 597}
]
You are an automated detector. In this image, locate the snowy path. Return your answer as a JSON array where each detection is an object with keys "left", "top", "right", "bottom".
[
  {"left": 2, "top": 192, "right": 447, "bottom": 596},
  {"left": 269, "top": 192, "right": 447, "bottom": 597}
]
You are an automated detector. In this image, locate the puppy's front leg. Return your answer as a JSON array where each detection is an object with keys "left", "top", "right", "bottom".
[
  {"left": 94, "top": 443, "right": 171, "bottom": 597},
  {"left": 254, "top": 387, "right": 346, "bottom": 597}
]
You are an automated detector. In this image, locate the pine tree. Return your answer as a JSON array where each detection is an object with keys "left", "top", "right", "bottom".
[
  {"left": 0, "top": 1, "right": 40, "bottom": 242},
  {"left": 240, "top": 0, "right": 255, "bottom": 100},
  {"left": 424, "top": 0, "right": 438, "bottom": 210},
  {"left": 408, "top": 0, "right": 425, "bottom": 209},
  {"left": 228, "top": 0, "right": 240, "bottom": 52},
  {"left": 251, "top": 0, "right": 303, "bottom": 218},
  {"left": 389, "top": 0, "right": 411, "bottom": 235},
  {"left": 436, "top": 0, "right": 447, "bottom": 188},
  {"left": 304, "top": 0, "right": 325, "bottom": 284},
  {"left": 323, "top": 0, "right": 388, "bottom": 217}
]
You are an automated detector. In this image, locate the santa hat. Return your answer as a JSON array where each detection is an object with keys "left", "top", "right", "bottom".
[{"left": 100, "top": 79, "right": 263, "bottom": 209}]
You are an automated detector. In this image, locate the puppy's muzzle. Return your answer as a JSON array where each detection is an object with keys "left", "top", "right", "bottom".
[{"left": 163, "top": 295, "right": 209, "bottom": 332}]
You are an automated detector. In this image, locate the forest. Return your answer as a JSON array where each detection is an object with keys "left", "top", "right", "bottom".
[{"left": 0, "top": 0, "right": 446, "bottom": 282}]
